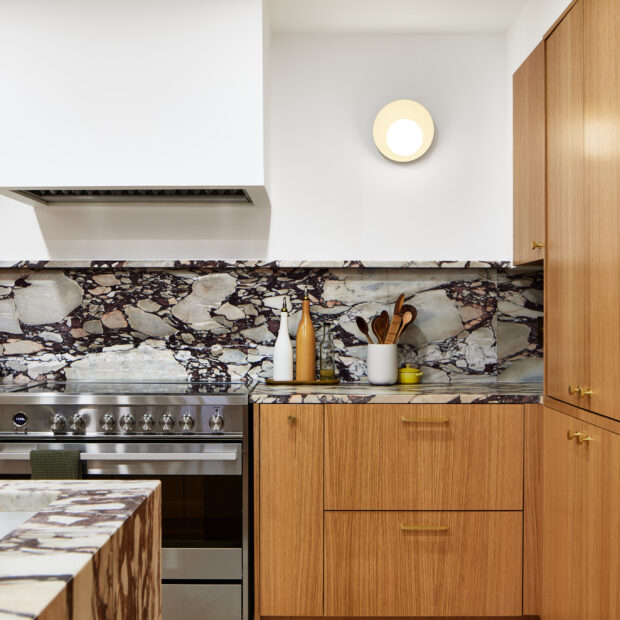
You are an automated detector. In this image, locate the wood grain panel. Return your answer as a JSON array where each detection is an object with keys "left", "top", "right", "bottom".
[
  {"left": 258, "top": 405, "right": 323, "bottom": 617},
  {"left": 541, "top": 406, "right": 582, "bottom": 619},
  {"left": 325, "top": 404, "right": 523, "bottom": 510},
  {"left": 584, "top": 0, "right": 620, "bottom": 422},
  {"left": 523, "top": 404, "right": 543, "bottom": 616},
  {"left": 545, "top": 395, "right": 620, "bottom": 435},
  {"left": 545, "top": 0, "right": 589, "bottom": 409},
  {"left": 513, "top": 41, "right": 546, "bottom": 265},
  {"left": 253, "top": 405, "right": 261, "bottom": 620},
  {"left": 324, "top": 511, "right": 522, "bottom": 617},
  {"left": 541, "top": 405, "right": 619, "bottom": 619}
]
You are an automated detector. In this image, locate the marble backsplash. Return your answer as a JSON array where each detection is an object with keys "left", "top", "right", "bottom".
[{"left": 0, "top": 263, "right": 543, "bottom": 384}]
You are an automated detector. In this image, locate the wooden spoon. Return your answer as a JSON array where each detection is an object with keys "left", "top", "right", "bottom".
[
  {"left": 375, "top": 311, "right": 390, "bottom": 343},
  {"left": 401, "top": 304, "right": 417, "bottom": 322},
  {"left": 355, "top": 316, "right": 373, "bottom": 344},
  {"left": 371, "top": 315, "right": 383, "bottom": 343},
  {"left": 394, "top": 310, "right": 414, "bottom": 343},
  {"left": 394, "top": 293, "right": 405, "bottom": 316}
]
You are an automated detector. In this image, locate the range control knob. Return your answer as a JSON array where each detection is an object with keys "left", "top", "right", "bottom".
[
  {"left": 101, "top": 414, "right": 116, "bottom": 432},
  {"left": 179, "top": 414, "right": 195, "bottom": 431},
  {"left": 119, "top": 414, "right": 135, "bottom": 432},
  {"left": 49, "top": 414, "right": 66, "bottom": 432},
  {"left": 160, "top": 414, "right": 175, "bottom": 432},
  {"left": 69, "top": 414, "right": 85, "bottom": 432},
  {"left": 140, "top": 414, "right": 155, "bottom": 432},
  {"left": 209, "top": 413, "right": 224, "bottom": 432},
  {"left": 13, "top": 412, "right": 28, "bottom": 429}
]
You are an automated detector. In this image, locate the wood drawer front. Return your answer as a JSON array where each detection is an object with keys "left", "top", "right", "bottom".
[
  {"left": 324, "top": 510, "right": 523, "bottom": 617},
  {"left": 325, "top": 404, "right": 524, "bottom": 510}
]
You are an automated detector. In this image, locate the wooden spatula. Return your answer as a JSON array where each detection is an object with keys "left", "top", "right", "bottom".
[{"left": 384, "top": 313, "right": 403, "bottom": 345}]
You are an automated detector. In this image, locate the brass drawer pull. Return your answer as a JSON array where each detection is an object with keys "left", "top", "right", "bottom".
[
  {"left": 567, "top": 431, "right": 584, "bottom": 440},
  {"left": 578, "top": 435, "right": 594, "bottom": 445},
  {"left": 568, "top": 385, "right": 581, "bottom": 395},
  {"left": 531, "top": 241, "right": 545, "bottom": 249},
  {"left": 401, "top": 524, "right": 449, "bottom": 532},
  {"left": 401, "top": 417, "right": 449, "bottom": 424},
  {"left": 579, "top": 387, "right": 593, "bottom": 397}
]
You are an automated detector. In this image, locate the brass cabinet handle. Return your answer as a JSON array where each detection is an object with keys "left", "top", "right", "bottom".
[
  {"left": 287, "top": 415, "right": 296, "bottom": 424},
  {"left": 568, "top": 385, "right": 581, "bottom": 395},
  {"left": 401, "top": 417, "right": 449, "bottom": 424},
  {"left": 401, "top": 524, "right": 449, "bottom": 532},
  {"left": 531, "top": 241, "right": 545, "bottom": 249},
  {"left": 567, "top": 430, "right": 584, "bottom": 440},
  {"left": 578, "top": 387, "right": 593, "bottom": 397},
  {"left": 578, "top": 435, "right": 594, "bottom": 445}
]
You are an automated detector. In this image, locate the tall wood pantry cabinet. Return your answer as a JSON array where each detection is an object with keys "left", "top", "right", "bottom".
[{"left": 545, "top": 0, "right": 620, "bottom": 422}]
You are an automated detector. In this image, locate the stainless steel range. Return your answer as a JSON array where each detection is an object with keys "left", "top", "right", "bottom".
[{"left": 0, "top": 380, "right": 250, "bottom": 620}]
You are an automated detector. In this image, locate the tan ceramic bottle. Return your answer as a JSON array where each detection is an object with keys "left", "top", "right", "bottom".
[{"left": 295, "top": 296, "right": 316, "bottom": 381}]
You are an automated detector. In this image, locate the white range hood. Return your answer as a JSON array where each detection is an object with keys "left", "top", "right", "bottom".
[{"left": 0, "top": 0, "right": 270, "bottom": 208}]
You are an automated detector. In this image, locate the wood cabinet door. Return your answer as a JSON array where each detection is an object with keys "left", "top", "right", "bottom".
[
  {"left": 513, "top": 41, "right": 546, "bottom": 265},
  {"left": 542, "top": 406, "right": 618, "bottom": 619},
  {"left": 583, "top": 0, "right": 620, "bottom": 421},
  {"left": 542, "top": 406, "right": 583, "bottom": 619},
  {"left": 257, "top": 405, "right": 323, "bottom": 616},
  {"left": 325, "top": 404, "right": 523, "bottom": 510},
  {"left": 545, "top": 0, "right": 590, "bottom": 409},
  {"left": 324, "top": 510, "right": 522, "bottom": 617}
]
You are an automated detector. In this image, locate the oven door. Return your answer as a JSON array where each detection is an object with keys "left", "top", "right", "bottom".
[{"left": 0, "top": 441, "right": 244, "bottom": 619}]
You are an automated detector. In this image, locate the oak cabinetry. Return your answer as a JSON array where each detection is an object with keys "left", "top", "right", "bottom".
[
  {"left": 325, "top": 404, "right": 523, "bottom": 510},
  {"left": 325, "top": 511, "right": 522, "bottom": 617},
  {"left": 583, "top": 0, "right": 620, "bottom": 422},
  {"left": 541, "top": 406, "right": 620, "bottom": 619},
  {"left": 513, "top": 41, "right": 546, "bottom": 265},
  {"left": 545, "top": 0, "right": 589, "bottom": 411},
  {"left": 256, "top": 405, "right": 323, "bottom": 617},
  {"left": 255, "top": 403, "right": 525, "bottom": 619},
  {"left": 545, "top": 0, "right": 620, "bottom": 422}
]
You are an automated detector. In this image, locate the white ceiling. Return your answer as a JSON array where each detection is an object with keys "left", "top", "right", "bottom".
[{"left": 266, "top": 0, "right": 528, "bottom": 35}]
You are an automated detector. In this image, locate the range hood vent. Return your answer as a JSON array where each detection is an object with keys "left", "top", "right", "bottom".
[{"left": 12, "top": 188, "right": 253, "bottom": 205}]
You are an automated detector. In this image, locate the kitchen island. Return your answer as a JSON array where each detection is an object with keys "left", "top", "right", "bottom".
[{"left": 0, "top": 480, "right": 161, "bottom": 620}]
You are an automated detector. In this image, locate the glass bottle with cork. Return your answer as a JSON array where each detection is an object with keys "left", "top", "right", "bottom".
[{"left": 319, "top": 321, "right": 336, "bottom": 381}]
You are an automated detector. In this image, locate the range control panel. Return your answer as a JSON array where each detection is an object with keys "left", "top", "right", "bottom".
[{"left": 1, "top": 404, "right": 244, "bottom": 437}]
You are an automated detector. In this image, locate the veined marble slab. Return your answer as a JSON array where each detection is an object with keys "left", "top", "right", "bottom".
[
  {"left": 0, "top": 480, "right": 161, "bottom": 620},
  {"left": 0, "top": 260, "right": 511, "bottom": 270},
  {"left": 250, "top": 381, "right": 543, "bottom": 405},
  {"left": 0, "top": 264, "right": 542, "bottom": 385}
]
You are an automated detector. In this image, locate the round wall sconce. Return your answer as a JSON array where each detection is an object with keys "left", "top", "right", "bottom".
[{"left": 373, "top": 99, "right": 435, "bottom": 162}]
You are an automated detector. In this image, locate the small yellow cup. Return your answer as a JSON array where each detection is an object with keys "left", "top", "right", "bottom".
[{"left": 398, "top": 364, "right": 424, "bottom": 384}]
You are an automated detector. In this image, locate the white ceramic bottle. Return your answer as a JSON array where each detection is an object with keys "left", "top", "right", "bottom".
[{"left": 273, "top": 303, "right": 293, "bottom": 381}]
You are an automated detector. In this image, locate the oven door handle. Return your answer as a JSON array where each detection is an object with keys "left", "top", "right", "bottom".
[{"left": 0, "top": 450, "right": 239, "bottom": 462}]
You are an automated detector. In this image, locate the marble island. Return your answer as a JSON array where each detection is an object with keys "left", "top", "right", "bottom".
[
  {"left": 250, "top": 381, "right": 543, "bottom": 405},
  {"left": 0, "top": 480, "right": 161, "bottom": 620}
]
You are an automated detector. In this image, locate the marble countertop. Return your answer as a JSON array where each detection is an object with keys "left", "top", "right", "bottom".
[
  {"left": 0, "top": 259, "right": 510, "bottom": 270},
  {"left": 250, "top": 381, "right": 543, "bottom": 405},
  {"left": 0, "top": 480, "right": 160, "bottom": 619}
]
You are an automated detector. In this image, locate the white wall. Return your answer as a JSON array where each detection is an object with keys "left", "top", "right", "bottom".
[
  {"left": 507, "top": 0, "right": 572, "bottom": 72},
  {"left": 268, "top": 34, "right": 509, "bottom": 261}
]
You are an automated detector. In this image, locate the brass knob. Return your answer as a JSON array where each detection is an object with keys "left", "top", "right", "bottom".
[
  {"left": 568, "top": 385, "right": 581, "bottom": 395},
  {"left": 578, "top": 435, "right": 594, "bottom": 445},
  {"left": 567, "top": 431, "right": 584, "bottom": 440},
  {"left": 287, "top": 415, "right": 296, "bottom": 424},
  {"left": 531, "top": 241, "right": 545, "bottom": 249},
  {"left": 578, "top": 387, "right": 593, "bottom": 397}
]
